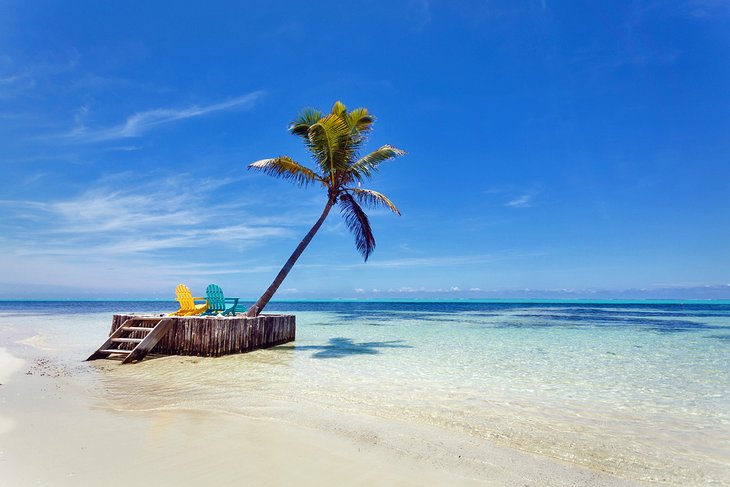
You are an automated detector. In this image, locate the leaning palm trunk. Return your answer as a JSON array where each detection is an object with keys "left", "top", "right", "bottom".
[
  {"left": 245, "top": 101, "right": 404, "bottom": 317},
  {"left": 245, "top": 198, "right": 335, "bottom": 317}
]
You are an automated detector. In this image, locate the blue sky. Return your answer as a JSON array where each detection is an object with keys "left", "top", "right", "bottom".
[{"left": 1, "top": 0, "right": 729, "bottom": 299}]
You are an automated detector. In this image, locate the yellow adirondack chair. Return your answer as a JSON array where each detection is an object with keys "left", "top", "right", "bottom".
[{"left": 168, "top": 284, "right": 208, "bottom": 316}]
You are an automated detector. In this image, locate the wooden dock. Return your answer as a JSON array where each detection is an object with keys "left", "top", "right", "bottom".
[{"left": 87, "top": 314, "right": 295, "bottom": 364}]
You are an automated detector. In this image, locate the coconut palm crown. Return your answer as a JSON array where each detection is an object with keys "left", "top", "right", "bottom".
[{"left": 245, "top": 101, "right": 405, "bottom": 316}]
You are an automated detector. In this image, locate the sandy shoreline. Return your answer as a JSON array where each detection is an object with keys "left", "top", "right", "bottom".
[{"left": 0, "top": 344, "right": 645, "bottom": 487}]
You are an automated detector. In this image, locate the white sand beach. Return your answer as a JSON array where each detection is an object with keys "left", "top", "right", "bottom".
[{"left": 1, "top": 346, "right": 643, "bottom": 487}]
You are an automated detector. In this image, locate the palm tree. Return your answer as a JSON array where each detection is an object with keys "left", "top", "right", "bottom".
[{"left": 244, "top": 101, "right": 405, "bottom": 317}]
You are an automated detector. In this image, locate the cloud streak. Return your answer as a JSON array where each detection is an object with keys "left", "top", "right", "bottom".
[
  {"left": 66, "top": 91, "right": 265, "bottom": 142},
  {"left": 317, "top": 252, "right": 547, "bottom": 271},
  {"left": 0, "top": 171, "right": 294, "bottom": 260},
  {"left": 485, "top": 185, "right": 542, "bottom": 208},
  {"left": 505, "top": 193, "right": 534, "bottom": 208}
]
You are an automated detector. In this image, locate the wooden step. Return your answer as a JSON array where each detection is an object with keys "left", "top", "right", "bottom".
[
  {"left": 121, "top": 318, "right": 174, "bottom": 364},
  {"left": 87, "top": 317, "right": 174, "bottom": 364}
]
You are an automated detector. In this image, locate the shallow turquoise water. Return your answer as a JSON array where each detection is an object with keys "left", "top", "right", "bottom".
[{"left": 2, "top": 301, "right": 729, "bottom": 484}]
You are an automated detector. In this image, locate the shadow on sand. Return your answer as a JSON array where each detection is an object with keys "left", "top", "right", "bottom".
[{"left": 275, "top": 337, "right": 412, "bottom": 359}]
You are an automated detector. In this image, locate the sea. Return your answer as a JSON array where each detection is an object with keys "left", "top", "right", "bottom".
[{"left": 1, "top": 300, "right": 728, "bottom": 485}]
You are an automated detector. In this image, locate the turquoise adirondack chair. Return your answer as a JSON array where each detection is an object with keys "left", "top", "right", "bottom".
[{"left": 202, "top": 284, "right": 239, "bottom": 316}]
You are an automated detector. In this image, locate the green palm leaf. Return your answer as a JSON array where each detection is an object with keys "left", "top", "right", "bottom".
[
  {"left": 307, "top": 113, "right": 357, "bottom": 181},
  {"left": 343, "top": 188, "right": 401, "bottom": 215},
  {"left": 338, "top": 192, "right": 375, "bottom": 261},
  {"left": 348, "top": 145, "right": 406, "bottom": 182},
  {"left": 249, "top": 157, "right": 323, "bottom": 187},
  {"left": 290, "top": 108, "right": 325, "bottom": 139},
  {"left": 347, "top": 107, "right": 374, "bottom": 136},
  {"left": 331, "top": 100, "right": 347, "bottom": 116}
]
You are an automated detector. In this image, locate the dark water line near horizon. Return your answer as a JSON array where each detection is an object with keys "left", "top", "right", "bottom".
[
  {"left": 4, "top": 301, "right": 727, "bottom": 344},
  {"left": 0, "top": 300, "right": 730, "bottom": 316},
  {"left": 2, "top": 298, "right": 730, "bottom": 309},
  {"left": 2, "top": 298, "right": 729, "bottom": 304}
]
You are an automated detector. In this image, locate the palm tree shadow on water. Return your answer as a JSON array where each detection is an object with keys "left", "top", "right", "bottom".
[{"left": 274, "top": 337, "right": 412, "bottom": 359}]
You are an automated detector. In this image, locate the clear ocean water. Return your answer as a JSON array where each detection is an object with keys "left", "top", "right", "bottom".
[{"left": 1, "top": 300, "right": 729, "bottom": 485}]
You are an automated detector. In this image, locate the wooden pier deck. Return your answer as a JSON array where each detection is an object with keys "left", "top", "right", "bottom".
[{"left": 87, "top": 313, "right": 295, "bottom": 363}]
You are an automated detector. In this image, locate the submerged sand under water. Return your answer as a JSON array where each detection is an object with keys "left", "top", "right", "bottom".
[
  {"left": 1, "top": 302, "right": 729, "bottom": 485},
  {"left": 0, "top": 349, "right": 641, "bottom": 487}
]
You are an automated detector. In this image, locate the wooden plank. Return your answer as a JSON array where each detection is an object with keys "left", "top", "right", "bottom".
[
  {"left": 100, "top": 314, "right": 296, "bottom": 362},
  {"left": 86, "top": 318, "right": 140, "bottom": 360},
  {"left": 121, "top": 318, "right": 174, "bottom": 364}
]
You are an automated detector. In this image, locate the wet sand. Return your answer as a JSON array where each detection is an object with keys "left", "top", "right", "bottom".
[{"left": 0, "top": 347, "right": 643, "bottom": 486}]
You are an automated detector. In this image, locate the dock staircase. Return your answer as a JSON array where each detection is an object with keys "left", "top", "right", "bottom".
[{"left": 86, "top": 317, "right": 174, "bottom": 364}]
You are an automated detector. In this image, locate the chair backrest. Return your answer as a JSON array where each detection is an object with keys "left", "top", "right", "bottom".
[
  {"left": 175, "top": 284, "right": 195, "bottom": 311},
  {"left": 205, "top": 284, "right": 225, "bottom": 312}
]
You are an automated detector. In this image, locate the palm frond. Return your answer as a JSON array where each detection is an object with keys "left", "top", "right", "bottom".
[
  {"left": 307, "top": 113, "right": 358, "bottom": 181},
  {"left": 347, "top": 145, "right": 406, "bottom": 182},
  {"left": 338, "top": 192, "right": 375, "bottom": 261},
  {"left": 290, "top": 108, "right": 325, "bottom": 139},
  {"left": 347, "top": 107, "right": 374, "bottom": 136},
  {"left": 249, "top": 157, "right": 323, "bottom": 187},
  {"left": 343, "top": 188, "right": 401, "bottom": 215},
  {"left": 331, "top": 100, "right": 347, "bottom": 116}
]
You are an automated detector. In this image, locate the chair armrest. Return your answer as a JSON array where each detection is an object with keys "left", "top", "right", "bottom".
[{"left": 224, "top": 297, "right": 239, "bottom": 316}]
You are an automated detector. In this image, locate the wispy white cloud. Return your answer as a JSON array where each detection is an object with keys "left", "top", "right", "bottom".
[
  {"left": 0, "top": 74, "right": 29, "bottom": 85},
  {"left": 0, "top": 50, "right": 80, "bottom": 97},
  {"left": 366, "top": 285, "right": 484, "bottom": 294},
  {"left": 330, "top": 251, "right": 547, "bottom": 270},
  {"left": 65, "top": 91, "right": 265, "bottom": 142},
  {"left": 0, "top": 172, "right": 294, "bottom": 260},
  {"left": 0, "top": 252, "right": 284, "bottom": 297},
  {"left": 100, "top": 145, "right": 143, "bottom": 152},
  {"left": 70, "top": 74, "right": 173, "bottom": 94},
  {"left": 485, "top": 184, "right": 541, "bottom": 208},
  {"left": 0, "top": 72, "right": 37, "bottom": 97},
  {"left": 0, "top": 170, "right": 311, "bottom": 295},
  {"left": 505, "top": 193, "right": 534, "bottom": 208}
]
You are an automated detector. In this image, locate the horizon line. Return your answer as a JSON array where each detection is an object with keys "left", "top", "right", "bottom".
[{"left": 1, "top": 298, "right": 729, "bottom": 305}]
